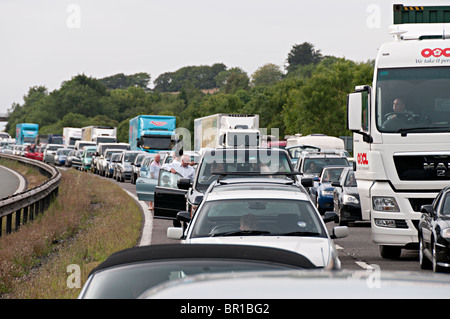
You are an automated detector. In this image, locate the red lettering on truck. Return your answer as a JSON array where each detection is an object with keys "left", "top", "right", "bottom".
[{"left": 357, "top": 153, "right": 368, "bottom": 165}]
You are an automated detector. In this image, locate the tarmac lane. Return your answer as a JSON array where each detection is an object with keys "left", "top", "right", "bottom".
[{"left": 0, "top": 165, "right": 26, "bottom": 199}]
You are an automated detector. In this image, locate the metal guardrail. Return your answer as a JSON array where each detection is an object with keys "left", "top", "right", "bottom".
[{"left": 0, "top": 154, "right": 61, "bottom": 236}]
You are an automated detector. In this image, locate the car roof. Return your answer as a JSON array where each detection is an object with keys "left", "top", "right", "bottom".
[
  {"left": 204, "top": 178, "right": 311, "bottom": 202},
  {"left": 89, "top": 244, "right": 317, "bottom": 276}
]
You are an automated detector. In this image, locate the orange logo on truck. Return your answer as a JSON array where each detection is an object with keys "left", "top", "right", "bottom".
[{"left": 357, "top": 152, "right": 368, "bottom": 165}]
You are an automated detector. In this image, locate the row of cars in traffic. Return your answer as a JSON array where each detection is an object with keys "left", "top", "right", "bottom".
[
  {"left": 3, "top": 138, "right": 449, "bottom": 298},
  {"left": 76, "top": 144, "right": 450, "bottom": 298}
]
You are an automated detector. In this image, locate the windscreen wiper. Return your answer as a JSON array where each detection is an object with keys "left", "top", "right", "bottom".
[
  {"left": 396, "top": 126, "right": 450, "bottom": 136},
  {"left": 210, "top": 230, "right": 272, "bottom": 237},
  {"left": 274, "top": 231, "right": 321, "bottom": 237}
]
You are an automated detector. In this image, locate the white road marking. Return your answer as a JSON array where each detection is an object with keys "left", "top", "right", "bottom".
[
  {"left": 355, "top": 261, "right": 375, "bottom": 270},
  {"left": 124, "top": 189, "right": 153, "bottom": 247}
]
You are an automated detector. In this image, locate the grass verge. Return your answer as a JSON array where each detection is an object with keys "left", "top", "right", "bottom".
[{"left": 0, "top": 168, "right": 142, "bottom": 299}]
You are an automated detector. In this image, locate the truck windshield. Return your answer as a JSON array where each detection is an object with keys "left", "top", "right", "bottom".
[
  {"left": 23, "top": 137, "right": 36, "bottom": 143},
  {"left": 96, "top": 137, "right": 116, "bottom": 144},
  {"left": 141, "top": 136, "right": 173, "bottom": 150},
  {"left": 376, "top": 67, "right": 450, "bottom": 133}
]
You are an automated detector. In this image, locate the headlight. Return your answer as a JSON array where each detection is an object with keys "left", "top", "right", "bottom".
[
  {"left": 442, "top": 228, "right": 450, "bottom": 239},
  {"left": 343, "top": 194, "right": 359, "bottom": 205},
  {"left": 372, "top": 196, "right": 399, "bottom": 212}
]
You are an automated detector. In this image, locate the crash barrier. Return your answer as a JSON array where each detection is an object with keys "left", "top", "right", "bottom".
[{"left": 0, "top": 154, "right": 61, "bottom": 237}]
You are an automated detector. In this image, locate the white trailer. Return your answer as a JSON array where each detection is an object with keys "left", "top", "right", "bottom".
[
  {"left": 81, "top": 126, "right": 117, "bottom": 144},
  {"left": 63, "top": 127, "right": 82, "bottom": 148},
  {"left": 347, "top": 4, "right": 450, "bottom": 259},
  {"left": 194, "top": 114, "right": 260, "bottom": 151}
]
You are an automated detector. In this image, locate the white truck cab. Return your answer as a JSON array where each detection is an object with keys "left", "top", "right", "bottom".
[{"left": 347, "top": 4, "right": 450, "bottom": 259}]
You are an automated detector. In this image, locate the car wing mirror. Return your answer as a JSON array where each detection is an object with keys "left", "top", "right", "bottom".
[
  {"left": 420, "top": 204, "right": 434, "bottom": 216},
  {"left": 331, "top": 181, "right": 341, "bottom": 187},
  {"left": 331, "top": 226, "right": 348, "bottom": 239},
  {"left": 300, "top": 177, "right": 313, "bottom": 188},
  {"left": 178, "top": 178, "right": 192, "bottom": 190}
]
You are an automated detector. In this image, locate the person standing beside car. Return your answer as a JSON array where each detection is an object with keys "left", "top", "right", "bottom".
[
  {"left": 148, "top": 154, "right": 161, "bottom": 210},
  {"left": 150, "top": 154, "right": 161, "bottom": 179},
  {"left": 165, "top": 154, "right": 195, "bottom": 180}
]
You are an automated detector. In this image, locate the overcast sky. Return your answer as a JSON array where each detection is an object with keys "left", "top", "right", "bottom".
[{"left": 1, "top": 0, "right": 448, "bottom": 131}]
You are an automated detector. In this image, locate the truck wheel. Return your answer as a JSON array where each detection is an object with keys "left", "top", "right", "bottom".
[{"left": 380, "top": 245, "right": 401, "bottom": 259}]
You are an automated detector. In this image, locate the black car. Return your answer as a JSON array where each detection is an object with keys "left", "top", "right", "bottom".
[
  {"left": 78, "top": 244, "right": 317, "bottom": 299},
  {"left": 331, "top": 167, "right": 362, "bottom": 226},
  {"left": 153, "top": 147, "right": 313, "bottom": 223},
  {"left": 418, "top": 187, "right": 450, "bottom": 273}
]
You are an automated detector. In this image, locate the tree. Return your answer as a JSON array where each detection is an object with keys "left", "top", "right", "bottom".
[
  {"left": 283, "top": 58, "right": 373, "bottom": 137},
  {"left": 285, "top": 42, "right": 323, "bottom": 74},
  {"left": 99, "top": 72, "right": 151, "bottom": 91},
  {"left": 215, "top": 67, "right": 250, "bottom": 94},
  {"left": 251, "top": 63, "right": 284, "bottom": 87},
  {"left": 153, "top": 64, "right": 226, "bottom": 92}
]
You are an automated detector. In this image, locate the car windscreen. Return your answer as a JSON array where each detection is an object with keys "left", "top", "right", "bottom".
[
  {"left": 303, "top": 158, "right": 349, "bottom": 175},
  {"left": 196, "top": 150, "right": 293, "bottom": 192},
  {"left": 124, "top": 153, "right": 139, "bottom": 163},
  {"left": 81, "top": 259, "right": 300, "bottom": 299},
  {"left": 321, "top": 168, "right": 345, "bottom": 183},
  {"left": 191, "top": 198, "right": 327, "bottom": 239}
]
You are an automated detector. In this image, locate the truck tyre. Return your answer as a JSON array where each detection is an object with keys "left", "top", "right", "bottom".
[{"left": 380, "top": 245, "right": 401, "bottom": 259}]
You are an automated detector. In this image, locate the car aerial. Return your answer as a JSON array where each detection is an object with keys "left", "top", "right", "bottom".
[
  {"left": 418, "top": 186, "right": 450, "bottom": 273},
  {"left": 310, "top": 165, "right": 348, "bottom": 214},
  {"left": 78, "top": 244, "right": 318, "bottom": 299},
  {"left": 53, "top": 148, "right": 71, "bottom": 166},
  {"left": 97, "top": 148, "right": 128, "bottom": 177},
  {"left": 130, "top": 152, "right": 152, "bottom": 184},
  {"left": 294, "top": 151, "right": 350, "bottom": 179},
  {"left": 80, "top": 146, "right": 97, "bottom": 171},
  {"left": 332, "top": 166, "right": 362, "bottom": 226},
  {"left": 43, "top": 144, "right": 64, "bottom": 164},
  {"left": 153, "top": 147, "right": 309, "bottom": 223},
  {"left": 115, "top": 150, "right": 146, "bottom": 182},
  {"left": 107, "top": 152, "right": 123, "bottom": 178},
  {"left": 166, "top": 177, "right": 348, "bottom": 269}
]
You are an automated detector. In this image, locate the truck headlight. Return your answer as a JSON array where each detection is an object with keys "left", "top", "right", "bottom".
[
  {"left": 343, "top": 194, "right": 359, "bottom": 205},
  {"left": 372, "top": 196, "right": 399, "bottom": 212}
]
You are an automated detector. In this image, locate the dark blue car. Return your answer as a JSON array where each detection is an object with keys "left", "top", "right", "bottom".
[{"left": 311, "top": 166, "right": 347, "bottom": 214}]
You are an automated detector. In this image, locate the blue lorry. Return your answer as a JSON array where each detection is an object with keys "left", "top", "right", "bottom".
[
  {"left": 16, "top": 123, "right": 39, "bottom": 145},
  {"left": 129, "top": 115, "right": 176, "bottom": 153}
]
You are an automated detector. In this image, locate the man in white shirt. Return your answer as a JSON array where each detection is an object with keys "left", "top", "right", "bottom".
[
  {"left": 149, "top": 154, "right": 161, "bottom": 179},
  {"left": 165, "top": 154, "right": 195, "bottom": 180}
]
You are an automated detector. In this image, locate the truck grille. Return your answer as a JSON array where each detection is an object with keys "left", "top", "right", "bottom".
[{"left": 394, "top": 154, "right": 450, "bottom": 181}]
